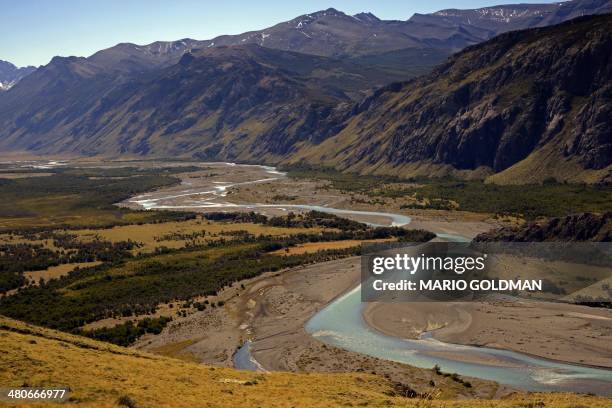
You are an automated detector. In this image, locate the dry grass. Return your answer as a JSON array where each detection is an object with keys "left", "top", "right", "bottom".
[
  {"left": 150, "top": 339, "right": 200, "bottom": 362},
  {"left": 0, "top": 316, "right": 404, "bottom": 407},
  {"left": 271, "top": 239, "right": 393, "bottom": 255},
  {"left": 0, "top": 209, "right": 157, "bottom": 230},
  {"left": 72, "top": 219, "right": 324, "bottom": 253},
  {"left": 0, "top": 316, "right": 609, "bottom": 407},
  {"left": 0, "top": 234, "right": 58, "bottom": 249},
  {"left": 23, "top": 262, "right": 102, "bottom": 285}
]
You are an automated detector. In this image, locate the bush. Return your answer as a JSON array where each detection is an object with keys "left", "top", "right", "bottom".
[
  {"left": 81, "top": 316, "right": 172, "bottom": 346},
  {"left": 117, "top": 395, "right": 137, "bottom": 408}
]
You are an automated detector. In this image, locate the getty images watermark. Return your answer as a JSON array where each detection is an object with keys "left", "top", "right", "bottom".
[{"left": 361, "top": 242, "right": 612, "bottom": 303}]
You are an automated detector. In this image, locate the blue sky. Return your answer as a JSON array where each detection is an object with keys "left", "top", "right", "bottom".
[{"left": 2, "top": 0, "right": 562, "bottom": 67}]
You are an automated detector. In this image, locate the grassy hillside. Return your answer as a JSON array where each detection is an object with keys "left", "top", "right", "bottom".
[{"left": 1, "top": 315, "right": 609, "bottom": 407}]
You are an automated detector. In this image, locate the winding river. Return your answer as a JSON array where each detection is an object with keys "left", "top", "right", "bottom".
[
  {"left": 129, "top": 163, "right": 612, "bottom": 395},
  {"left": 305, "top": 279, "right": 612, "bottom": 395}
]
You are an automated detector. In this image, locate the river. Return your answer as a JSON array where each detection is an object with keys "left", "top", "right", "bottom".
[
  {"left": 305, "top": 276, "right": 612, "bottom": 395},
  {"left": 128, "top": 163, "right": 612, "bottom": 394}
]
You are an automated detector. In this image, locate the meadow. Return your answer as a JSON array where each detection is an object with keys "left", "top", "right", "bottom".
[{"left": 0, "top": 166, "right": 198, "bottom": 230}]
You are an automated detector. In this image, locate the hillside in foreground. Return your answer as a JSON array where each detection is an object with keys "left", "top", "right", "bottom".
[{"left": 1, "top": 315, "right": 609, "bottom": 407}]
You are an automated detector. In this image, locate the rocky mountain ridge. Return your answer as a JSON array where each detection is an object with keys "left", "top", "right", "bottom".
[
  {"left": 0, "top": 60, "right": 35, "bottom": 91},
  {"left": 475, "top": 212, "right": 611, "bottom": 242},
  {"left": 0, "top": 45, "right": 369, "bottom": 158},
  {"left": 424, "top": 0, "right": 612, "bottom": 33},
  {"left": 287, "top": 14, "right": 612, "bottom": 184},
  {"left": 65, "top": 0, "right": 612, "bottom": 71}
]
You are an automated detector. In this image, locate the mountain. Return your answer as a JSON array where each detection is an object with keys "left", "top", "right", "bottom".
[
  {"left": 416, "top": 0, "right": 612, "bottom": 38},
  {"left": 200, "top": 8, "right": 459, "bottom": 56},
  {"left": 78, "top": 8, "right": 456, "bottom": 85},
  {"left": 0, "top": 44, "right": 409, "bottom": 157},
  {"left": 288, "top": 14, "right": 612, "bottom": 184},
  {"left": 0, "top": 60, "right": 35, "bottom": 91},
  {"left": 186, "top": 1, "right": 612, "bottom": 56},
  {"left": 73, "top": 1, "right": 612, "bottom": 77},
  {"left": 474, "top": 212, "right": 611, "bottom": 242},
  {"left": 0, "top": 7, "right": 610, "bottom": 184},
  {"left": 86, "top": 39, "right": 206, "bottom": 73}
]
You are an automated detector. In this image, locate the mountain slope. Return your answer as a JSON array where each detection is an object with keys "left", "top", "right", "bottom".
[
  {"left": 288, "top": 14, "right": 612, "bottom": 184},
  {"left": 86, "top": 39, "right": 206, "bottom": 74},
  {"left": 0, "top": 60, "right": 35, "bottom": 91},
  {"left": 0, "top": 315, "right": 406, "bottom": 407},
  {"left": 187, "top": 1, "right": 612, "bottom": 56},
  {"left": 419, "top": 0, "right": 612, "bottom": 36},
  {"left": 474, "top": 212, "right": 611, "bottom": 242},
  {"left": 0, "top": 45, "right": 365, "bottom": 158}
]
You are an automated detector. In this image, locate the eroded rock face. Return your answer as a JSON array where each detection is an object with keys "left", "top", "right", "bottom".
[
  {"left": 308, "top": 14, "right": 611, "bottom": 176},
  {"left": 475, "top": 212, "right": 612, "bottom": 242},
  {"left": 565, "top": 84, "right": 612, "bottom": 169}
]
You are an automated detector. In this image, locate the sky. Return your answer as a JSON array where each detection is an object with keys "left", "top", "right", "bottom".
[{"left": 1, "top": 0, "right": 563, "bottom": 67}]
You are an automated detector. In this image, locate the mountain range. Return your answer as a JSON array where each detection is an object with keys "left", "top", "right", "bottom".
[
  {"left": 414, "top": 0, "right": 612, "bottom": 37},
  {"left": 0, "top": 60, "right": 35, "bottom": 91},
  {"left": 202, "top": 0, "right": 612, "bottom": 53},
  {"left": 288, "top": 14, "right": 612, "bottom": 184},
  {"left": 0, "top": 44, "right": 452, "bottom": 157},
  {"left": 83, "top": 0, "right": 612, "bottom": 64},
  {"left": 0, "top": 0, "right": 610, "bottom": 183}
]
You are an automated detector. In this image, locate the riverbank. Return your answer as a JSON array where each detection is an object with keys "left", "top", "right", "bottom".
[
  {"left": 135, "top": 255, "right": 508, "bottom": 399},
  {"left": 363, "top": 300, "right": 612, "bottom": 369},
  {"left": 122, "top": 161, "right": 610, "bottom": 394},
  {"left": 4, "top": 315, "right": 612, "bottom": 408}
]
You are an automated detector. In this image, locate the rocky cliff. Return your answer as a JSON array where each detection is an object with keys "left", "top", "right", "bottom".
[
  {"left": 289, "top": 14, "right": 611, "bottom": 183},
  {"left": 475, "top": 212, "right": 611, "bottom": 242}
]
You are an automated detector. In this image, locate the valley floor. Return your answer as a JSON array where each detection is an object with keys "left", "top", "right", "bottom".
[
  {"left": 1, "top": 157, "right": 611, "bottom": 404},
  {"left": 119, "top": 163, "right": 611, "bottom": 395},
  {"left": 134, "top": 256, "right": 508, "bottom": 399}
]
